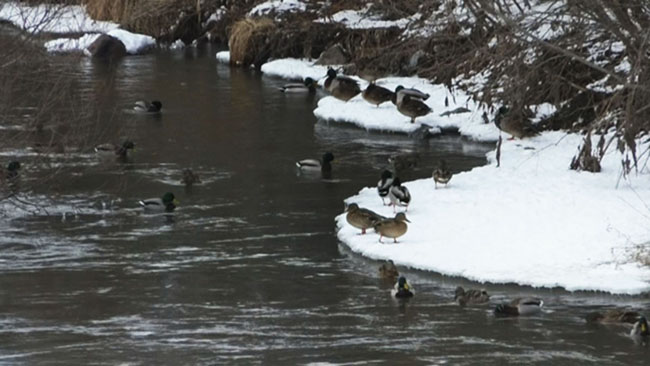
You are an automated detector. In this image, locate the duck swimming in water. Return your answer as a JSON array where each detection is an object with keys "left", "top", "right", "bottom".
[
  {"left": 134, "top": 100, "right": 162, "bottom": 113},
  {"left": 454, "top": 286, "right": 489, "bottom": 306},
  {"left": 296, "top": 152, "right": 335, "bottom": 173},
  {"left": 94, "top": 140, "right": 135, "bottom": 159},
  {"left": 139, "top": 192, "right": 178, "bottom": 213},
  {"left": 379, "top": 260, "right": 399, "bottom": 282},
  {"left": 180, "top": 168, "right": 201, "bottom": 187},
  {"left": 494, "top": 297, "right": 543, "bottom": 316},
  {"left": 391, "top": 276, "right": 414, "bottom": 298},
  {"left": 278, "top": 77, "right": 317, "bottom": 93}
]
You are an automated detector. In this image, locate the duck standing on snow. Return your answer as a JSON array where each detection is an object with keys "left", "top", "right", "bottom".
[
  {"left": 454, "top": 286, "right": 490, "bottom": 306},
  {"left": 377, "top": 170, "right": 394, "bottom": 205},
  {"left": 180, "top": 168, "right": 201, "bottom": 187},
  {"left": 494, "top": 297, "right": 543, "bottom": 316},
  {"left": 391, "top": 276, "right": 414, "bottom": 298},
  {"left": 139, "top": 192, "right": 178, "bottom": 213},
  {"left": 278, "top": 77, "right": 317, "bottom": 93},
  {"left": 494, "top": 106, "right": 538, "bottom": 140},
  {"left": 388, "top": 177, "right": 411, "bottom": 212},
  {"left": 394, "top": 93, "right": 432, "bottom": 124},
  {"left": 379, "top": 260, "right": 399, "bottom": 282},
  {"left": 94, "top": 140, "right": 135, "bottom": 159},
  {"left": 432, "top": 160, "right": 452, "bottom": 188},
  {"left": 345, "top": 203, "right": 385, "bottom": 234},
  {"left": 393, "top": 85, "right": 430, "bottom": 105},
  {"left": 296, "top": 152, "right": 335, "bottom": 174},
  {"left": 134, "top": 100, "right": 162, "bottom": 113},
  {"left": 324, "top": 68, "right": 360, "bottom": 102},
  {"left": 362, "top": 83, "right": 394, "bottom": 107},
  {"left": 374, "top": 212, "right": 410, "bottom": 243}
]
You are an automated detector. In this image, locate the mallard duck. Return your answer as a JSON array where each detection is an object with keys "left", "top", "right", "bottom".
[
  {"left": 494, "top": 106, "right": 538, "bottom": 140},
  {"left": 278, "top": 77, "right": 317, "bottom": 93},
  {"left": 324, "top": 68, "right": 360, "bottom": 102},
  {"left": 391, "top": 276, "right": 414, "bottom": 298},
  {"left": 630, "top": 316, "right": 649, "bottom": 337},
  {"left": 362, "top": 83, "right": 394, "bottom": 107},
  {"left": 5, "top": 161, "right": 21, "bottom": 180},
  {"left": 345, "top": 203, "right": 385, "bottom": 234},
  {"left": 388, "top": 177, "right": 411, "bottom": 212},
  {"left": 180, "top": 168, "right": 201, "bottom": 187},
  {"left": 394, "top": 85, "right": 430, "bottom": 104},
  {"left": 377, "top": 169, "right": 394, "bottom": 205},
  {"left": 388, "top": 153, "right": 419, "bottom": 173},
  {"left": 134, "top": 100, "right": 162, "bottom": 113},
  {"left": 494, "top": 297, "right": 543, "bottom": 316},
  {"left": 374, "top": 212, "right": 410, "bottom": 243},
  {"left": 379, "top": 260, "right": 399, "bottom": 282},
  {"left": 432, "top": 160, "right": 452, "bottom": 188},
  {"left": 139, "top": 192, "right": 178, "bottom": 213},
  {"left": 394, "top": 93, "right": 432, "bottom": 123},
  {"left": 296, "top": 152, "right": 334, "bottom": 173},
  {"left": 585, "top": 309, "right": 643, "bottom": 324},
  {"left": 454, "top": 286, "right": 490, "bottom": 306},
  {"left": 94, "top": 140, "right": 135, "bottom": 158}
]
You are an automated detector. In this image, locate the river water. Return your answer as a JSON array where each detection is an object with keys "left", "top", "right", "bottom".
[{"left": 0, "top": 45, "right": 649, "bottom": 365}]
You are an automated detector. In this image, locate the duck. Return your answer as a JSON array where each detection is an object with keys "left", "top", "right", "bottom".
[
  {"left": 134, "top": 100, "right": 162, "bottom": 113},
  {"left": 377, "top": 169, "right": 394, "bottom": 205},
  {"left": 585, "top": 309, "right": 644, "bottom": 324},
  {"left": 324, "top": 68, "right": 361, "bottom": 102},
  {"left": 278, "top": 77, "right": 317, "bottom": 93},
  {"left": 388, "top": 177, "right": 411, "bottom": 212},
  {"left": 139, "top": 192, "right": 178, "bottom": 213},
  {"left": 345, "top": 203, "right": 385, "bottom": 234},
  {"left": 391, "top": 276, "right": 414, "bottom": 298},
  {"left": 180, "top": 168, "right": 201, "bottom": 187},
  {"left": 454, "top": 286, "right": 490, "bottom": 306},
  {"left": 388, "top": 153, "right": 419, "bottom": 173},
  {"left": 5, "top": 161, "right": 21, "bottom": 180},
  {"left": 494, "top": 106, "right": 538, "bottom": 140},
  {"left": 362, "top": 83, "right": 394, "bottom": 107},
  {"left": 379, "top": 260, "right": 399, "bottom": 282},
  {"left": 94, "top": 140, "right": 135, "bottom": 158},
  {"left": 432, "top": 160, "right": 452, "bottom": 188},
  {"left": 494, "top": 297, "right": 543, "bottom": 316},
  {"left": 393, "top": 85, "right": 430, "bottom": 105},
  {"left": 374, "top": 212, "right": 410, "bottom": 243},
  {"left": 295, "top": 152, "right": 335, "bottom": 173},
  {"left": 630, "top": 316, "right": 649, "bottom": 337},
  {"left": 394, "top": 93, "right": 432, "bottom": 123}
]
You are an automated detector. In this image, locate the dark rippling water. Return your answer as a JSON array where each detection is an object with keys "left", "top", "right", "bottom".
[{"left": 0, "top": 44, "right": 649, "bottom": 365}]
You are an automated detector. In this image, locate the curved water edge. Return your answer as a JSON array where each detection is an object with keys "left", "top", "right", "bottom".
[{"left": 0, "top": 45, "right": 649, "bottom": 364}]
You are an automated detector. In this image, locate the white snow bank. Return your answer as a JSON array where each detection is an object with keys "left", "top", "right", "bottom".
[
  {"left": 255, "top": 57, "right": 498, "bottom": 141},
  {"left": 315, "top": 5, "right": 413, "bottom": 29},
  {"left": 249, "top": 0, "right": 306, "bottom": 17},
  {"left": 337, "top": 131, "right": 650, "bottom": 294},
  {"left": 0, "top": 2, "right": 117, "bottom": 33},
  {"left": 45, "top": 29, "right": 155, "bottom": 55}
]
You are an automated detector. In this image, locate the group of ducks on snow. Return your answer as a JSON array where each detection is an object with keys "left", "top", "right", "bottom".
[
  {"left": 379, "top": 260, "right": 649, "bottom": 339},
  {"left": 281, "top": 68, "right": 432, "bottom": 124}
]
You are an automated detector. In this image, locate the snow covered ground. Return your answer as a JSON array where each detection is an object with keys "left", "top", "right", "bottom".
[
  {"left": 0, "top": 2, "right": 154, "bottom": 55},
  {"left": 216, "top": 53, "right": 650, "bottom": 294}
]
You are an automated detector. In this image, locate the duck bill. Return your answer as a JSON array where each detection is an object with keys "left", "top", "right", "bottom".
[{"left": 173, "top": 199, "right": 180, "bottom": 205}]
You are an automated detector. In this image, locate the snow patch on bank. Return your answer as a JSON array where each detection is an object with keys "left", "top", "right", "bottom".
[
  {"left": 315, "top": 4, "right": 414, "bottom": 29},
  {"left": 249, "top": 0, "right": 307, "bottom": 17},
  {"left": 45, "top": 29, "right": 155, "bottom": 55},
  {"left": 0, "top": 2, "right": 117, "bottom": 34},
  {"left": 336, "top": 131, "right": 650, "bottom": 294}
]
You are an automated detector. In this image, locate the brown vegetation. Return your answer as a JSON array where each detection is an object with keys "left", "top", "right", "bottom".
[{"left": 228, "top": 17, "right": 276, "bottom": 66}]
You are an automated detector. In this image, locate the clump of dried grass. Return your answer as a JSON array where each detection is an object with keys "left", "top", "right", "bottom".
[{"left": 228, "top": 17, "right": 276, "bottom": 67}]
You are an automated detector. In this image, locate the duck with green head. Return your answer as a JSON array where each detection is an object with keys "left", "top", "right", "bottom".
[
  {"left": 631, "top": 316, "right": 649, "bottom": 338},
  {"left": 324, "top": 68, "right": 360, "bottom": 102},
  {"left": 134, "top": 100, "right": 162, "bottom": 113},
  {"left": 377, "top": 170, "right": 394, "bottom": 205},
  {"left": 494, "top": 297, "right": 543, "bottom": 316},
  {"left": 94, "top": 140, "right": 135, "bottom": 159},
  {"left": 139, "top": 192, "right": 179, "bottom": 213},
  {"left": 6, "top": 161, "right": 21, "bottom": 180},
  {"left": 279, "top": 77, "right": 317, "bottom": 93},
  {"left": 296, "top": 152, "right": 334, "bottom": 173},
  {"left": 391, "top": 276, "right": 414, "bottom": 298}
]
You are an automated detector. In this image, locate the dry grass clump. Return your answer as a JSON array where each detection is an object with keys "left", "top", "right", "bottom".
[{"left": 228, "top": 17, "right": 276, "bottom": 67}]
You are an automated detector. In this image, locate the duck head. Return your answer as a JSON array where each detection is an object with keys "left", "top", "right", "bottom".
[
  {"left": 494, "top": 106, "right": 509, "bottom": 129},
  {"left": 454, "top": 286, "right": 465, "bottom": 299},
  {"left": 304, "top": 77, "right": 316, "bottom": 87},
  {"left": 397, "top": 276, "right": 409, "bottom": 290},
  {"left": 640, "top": 316, "right": 649, "bottom": 336},
  {"left": 162, "top": 192, "right": 179, "bottom": 205},
  {"left": 345, "top": 203, "right": 359, "bottom": 212},
  {"left": 326, "top": 68, "right": 337, "bottom": 79},
  {"left": 7, "top": 161, "right": 21, "bottom": 172},
  {"left": 151, "top": 101, "right": 162, "bottom": 110},
  {"left": 395, "top": 85, "right": 404, "bottom": 93},
  {"left": 395, "top": 212, "right": 410, "bottom": 223},
  {"left": 381, "top": 169, "right": 393, "bottom": 180},
  {"left": 322, "top": 152, "right": 335, "bottom": 164},
  {"left": 122, "top": 141, "right": 135, "bottom": 150},
  {"left": 392, "top": 177, "right": 402, "bottom": 186}
]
